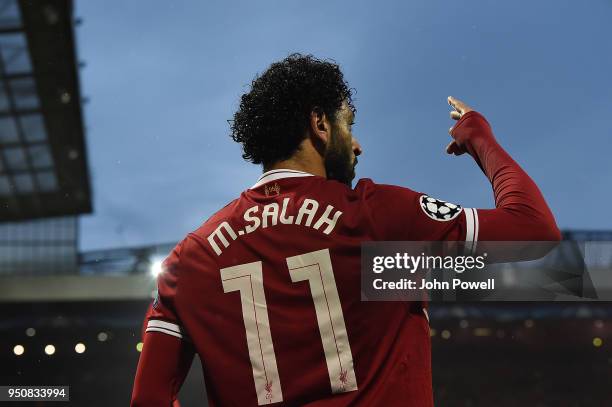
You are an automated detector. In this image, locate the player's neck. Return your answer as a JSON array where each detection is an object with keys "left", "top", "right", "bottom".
[
  {"left": 264, "top": 138, "right": 326, "bottom": 177},
  {"left": 265, "top": 153, "right": 326, "bottom": 178},
  {"left": 265, "top": 160, "right": 326, "bottom": 178}
]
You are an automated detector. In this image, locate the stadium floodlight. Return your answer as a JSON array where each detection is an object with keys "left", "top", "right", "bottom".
[
  {"left": 13, "top": 345, "right": 25, "bottom": 356},
  {"left": 25, "top": 328, "right": 36, "bottom": 337},
  {"left": 44, "top": 345, "right": 55, "bottom": 355},
  {"left": 75, "top": 343, "right": 86, "bottom": 354},
  {"left": 97, "top": 332, "right": 108, "bottom": 342},
  {"left": 136, "top": 342, "right": 143, "bottom": 353},
  {"left": 149, "top": 258, "right": 164, "bottom": 278}
]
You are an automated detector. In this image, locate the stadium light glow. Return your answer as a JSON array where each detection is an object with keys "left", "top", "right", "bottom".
[
  {"left": 593, "top": 337, "right": 603, "bottom": 348},
  {"left": 524, "top": 319, "right": 534, "bottom": 328},
  {"left": 13, "top": 345, "right": 24, "bottom": 356},
  {"left": 75, "top": 343, "right": 86, "bottom": 354},
  {"left": 25, "top": 328, "right": 36, "bottom": 337},
  {"left": 44, "top": 345, "right": 55, "bottom": 355},
  {"left": 150, "top": 258, "right": 164, "bottom": 277},
  {"left": 441, "top": 330, "right": 451, "bottom": 339},
  {"left": 136, "top": 342, "right": 143, "bottom": 352},
  {"left": 474, "top": 328, "right": 492, "bottom": 337},
  {"left": 97, "top": 332, "right": 108, "bottom": 342}
]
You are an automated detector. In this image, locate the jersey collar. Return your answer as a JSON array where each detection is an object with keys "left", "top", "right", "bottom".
[{"left": 251, "top": 169, "right": 314, "bottom": 189}]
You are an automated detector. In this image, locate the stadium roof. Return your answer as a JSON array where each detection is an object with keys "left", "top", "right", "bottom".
[{"left": 0, "top": 0, "right": 91, "bottom": 221}]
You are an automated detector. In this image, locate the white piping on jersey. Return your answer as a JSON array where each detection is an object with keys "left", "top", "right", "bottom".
[
  {"left": 146, "top": 319, "right": 184, "bottom": 340},
  {"left": 251, "top": 169, "right": 314, "bottom": 189},
  {"left": 464, "top": 208, "right": 479, "bottom": 254}
]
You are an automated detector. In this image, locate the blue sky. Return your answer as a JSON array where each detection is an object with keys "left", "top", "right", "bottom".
[{"left": 75, "top": 0, "right": 612, "bottom": 250}]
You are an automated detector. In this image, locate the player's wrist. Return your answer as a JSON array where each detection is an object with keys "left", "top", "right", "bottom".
[{"left": 452, "top": 111, "right": 496, "bottom": 151}]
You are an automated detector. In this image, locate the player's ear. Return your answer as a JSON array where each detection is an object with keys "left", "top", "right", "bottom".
[{"left": 309, "top": 107, "right": 331, "bottom": 145}]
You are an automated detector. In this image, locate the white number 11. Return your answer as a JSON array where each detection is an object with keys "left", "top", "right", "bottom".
[{"left": 221, "top": 248, "right": 357, "bottom": 405}]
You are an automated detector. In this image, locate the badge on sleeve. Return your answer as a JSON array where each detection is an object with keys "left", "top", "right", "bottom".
[{"left": 419, "top": 195, "right": 462, "bottom": 221}]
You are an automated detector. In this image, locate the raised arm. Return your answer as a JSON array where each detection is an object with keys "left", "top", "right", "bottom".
[
  {"left": 357, "top": 96, "right": 561, "bottom": 251},
  {"left": 446, "top": 96, "right": 561, "bottom": 243}
]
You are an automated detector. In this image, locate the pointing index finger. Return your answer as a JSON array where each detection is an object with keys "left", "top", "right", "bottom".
[{"left": 447, "top": 96, "right": 461, "bottom": 113}]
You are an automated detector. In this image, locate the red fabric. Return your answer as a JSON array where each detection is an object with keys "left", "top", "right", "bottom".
[
  {"left": 133, "top": 304, "right": 189, "bottom": 407},
  {"left": 131, "top": 111, "right": 559, "bottom": 406},
  {"left": 131, "top": 330, "right": 194, "bottom": 407},
  {"left": 450, "top": 111, "right": 561, "bottom": 241}
]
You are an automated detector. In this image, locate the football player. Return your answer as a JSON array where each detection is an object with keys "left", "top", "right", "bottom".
[{"left": 131, "top": 54, "right": 560, "bottom": 406}]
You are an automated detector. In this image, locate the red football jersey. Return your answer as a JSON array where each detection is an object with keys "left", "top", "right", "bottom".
[
  {"left": 135, "top": 112, "right": 560, "bottom": 407},
  {"left": 147, "top": 170, "right": 483, "bottom": 406}
]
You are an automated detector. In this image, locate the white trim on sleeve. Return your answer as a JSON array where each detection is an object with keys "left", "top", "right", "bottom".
[
  {"left": 146, "top": 319, "right": 184, "bottom": 339},
  {"left": 464, "top": 208, "right": 479, "bottom": 254},
  {"left": 473, "top": 208, "right": 479, "bottom": 248}
]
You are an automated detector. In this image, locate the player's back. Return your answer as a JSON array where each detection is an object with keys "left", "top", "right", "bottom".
[{"left": 168, "top": 170, "right": 432, "bottom": 406}]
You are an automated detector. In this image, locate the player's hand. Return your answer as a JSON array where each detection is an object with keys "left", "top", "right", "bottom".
[{"left": 446, "top": 96, "right": 474, "bottom": 155}]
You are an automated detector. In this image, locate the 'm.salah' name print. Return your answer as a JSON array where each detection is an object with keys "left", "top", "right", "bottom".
[{"left": 207, "top": 197, "right": 342, "bottom": 255}]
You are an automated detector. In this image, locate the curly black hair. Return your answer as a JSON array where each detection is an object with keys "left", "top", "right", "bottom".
[{"left": 230, "top": 53, "right": 355, "bottom": 166}]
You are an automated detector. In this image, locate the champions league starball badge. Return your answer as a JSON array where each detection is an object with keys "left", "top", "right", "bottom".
[{"left": 419, "top": 195, "right": 462, "bottom": 221}]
